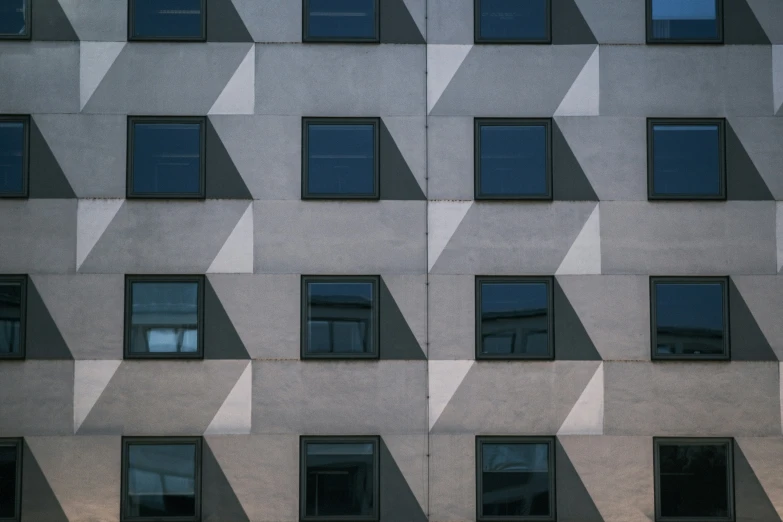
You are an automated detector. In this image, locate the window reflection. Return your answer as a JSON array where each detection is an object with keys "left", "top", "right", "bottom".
[
  {"left": 651, "top": 124, "right": 722, "bottom": 198},
  {"left": 305, "top": 280, "right": 375, "bottom": 356},
  {"left": 0, "top": 121, "right": 26, "bottom": 196},
  {"left": 0, "top": 282, "right": 22, "bottom": 355},
  {"left": 0, "top": 0, "right": 27, "bottom": 37},
  {"left": 480, "top": 441, "right": 552, "bottom": 519},
  {"left": 650, "top": 0, "right": 720, "bottom": 41},
  {"left": 126, "top": 442, "right": 198, "bottom": 519},
  {"left": 477, "top": 0, "right": 549, "bottom": 42},
  {"left": 306, "top": 0, "right": 377, "bottom": 40},
  {"left": 478, "top": 123, "right": 549, "bottom": 198},
  {"left": 131, "top": 0, "right": 204, "bottom": 39},
  {"left": 479, "top": 280, "right": 550, "bottom": 358},
  {"left": 306, "top": 122, "right": 377, "bottom": 198},
  {"left": 131, "top": 121, "right": 203, "bottom": 196},
  {"left": 654, "top": 281, "right": 726, "bottom": 357},
  {"left": 129, "top": 281, "right": 200, "bottom": 355},
  {"left": 304, "top": 441, "right": 376, "bottom": 518}
]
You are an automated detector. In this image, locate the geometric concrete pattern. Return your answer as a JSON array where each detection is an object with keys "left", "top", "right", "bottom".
[{"left": 1, "top": 0, "right": 783, "bottom": 520}]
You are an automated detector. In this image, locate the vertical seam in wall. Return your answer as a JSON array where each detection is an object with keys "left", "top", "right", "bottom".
[{"left": 424, "top": 0, "right": 431, "bottom": 518}]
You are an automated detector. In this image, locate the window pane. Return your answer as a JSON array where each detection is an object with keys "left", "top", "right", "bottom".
[
  {"left": 0, "top": 122, "right": 25, "bottom": 195},
  {"left": 654, "top": 282, "right": 725, "bottom": 357},
  {"left": 306, "top": 281, "right": 374, "bottom": 355},
  {"left": 0, "top": 0, "right": 26, "bottom": 36},
  {"left": 305, "top": 442, "right": 375, "bottom": 518},
  {"left": 132, "top": 0, "right": 204, "bottom": 39},
  {"left": 478, "top": 0, "right": 548, "bottom": 41},
  {"left": 651, "top": 0, "right": 719, "bottom": 40},
  {"left": 0, "top": 282, "right": 23, "bottom": 355},
  {"left": 479, "top": 124, "right": 548, "bottom": 197},
  {"left": 307, "top": 0, "right": 377, "bottom": 40},
  {"left": 480, "top": 281, "right": 550, "bottom": 357},
  {"left": 658, "top": 442, "right": 730, "bottom": 518},
  {"left": 0, "top": 444, "right": 19, "bottom": 518},
  {"left": 307, "top": 123, "right": 376, "bottom": 197},
  {"left": 132, "top": 122, "right": 202, "bottom": 195},
  {"left": 652, "top": 124, "right": 721, "bottom": 197},
  {"left": 481, "top": 442, "right": 551, "bottom": 518},
  {"left": 130, "top": 282, "right": 199, "bottom": 354},
  {"left": 126, "top": 443, "right": 197, "bottom": 518}
]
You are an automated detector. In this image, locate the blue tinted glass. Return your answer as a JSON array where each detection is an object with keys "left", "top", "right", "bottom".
[
  {"left": 0, "top": 444, "right": 19, "bottom": 518},
  {"left": 132, "top": 0, "right": 204, "bottom": 39},
  {"left": 307, "top": 123, "right": 376, "bottom": 197},
  {"left": 655, "top": 282, "right": 725, "bottom": 356},
  {"left": 0, "top": 122, "right": 25, "bottom": 195},
  {"left": 0, "top": 0, "right": 27, "bottom": 36},
  {"left": 478, "top": 0, "right": 548, "bottom": 41},
  {"left": 482, "top": 443, "right": 551, "bottom": 518},
  {"left": 480, "top": 281, "right": 549, "bottom": 356},
  {"left": 306, "top": 281, "right": 374, "bottom": 355},
  {"left": 132, "top": 122, "right": 202, "bottom": 195},
  {"left": 305, "top": 442, "right": 376, "bottom": 517},
  {"left": 126, "top": 443, "right": 197, "bottom": 518},
  {"left": 0, "top": 282, "right": 23, "bottom": 355},
  {"left": 659, "top": 443, "right": 729, "bottom": 517},
  {"left": 651, "top": 0, "right": 719, "bottom": 40},
  {"left": 130, "top": 282, "right": 199, "bottom": 354},
  {"left": 479, "top": 124, "right": 548, "bottom": 197},
  {"left": 307, "top": 0, "right": 377, "bottom": 40},
  {"left": 652, "top": 125, "right": 721, "bottom": 197}
]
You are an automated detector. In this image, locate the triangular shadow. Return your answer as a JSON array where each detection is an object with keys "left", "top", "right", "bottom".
[
  {"left": 379, "top": 438, "right": 428, "bottom": 522},
  {"left": 206, "top": 118, "right": 253, "bottom": 199},
  {"left": 204, "top": 278, "right": 251, "bottom": 360},
  {"left": 381, "top": 0, "right": 425, "bottom": 44},
  {"left": 202, "top": 440, "right": 251, "bottom": 522},
  {"left": 724, "top": 0, "right": 770, "bottom": 45},
  {"left": 555, "top": 439, "right": 604, "bottom": 522},
  {"left": 734, "top": 441, "right": 782, "bottom": 521},
  {"left": 206, "top": 0, "right": 254, "bottom": 42},
  {"left": 380, "top": 120, "right": 425, "bottom": 201},
  {"left": 380, "top": 277, "right": 426, "bottom": 360},
  {"left": 551, "top": 0, "right": 596, "bottom": 45},
  {"left": 28, "top": 118, "right": 76, "bottom": 199},
  {"left": 21, "top": 442, "right": 69, "bottom": 522},
  {"left": 26, "top": 279, "right": 73, "bottom": 360},
  {"left": 554, "top": 279, "right": 601, "bottom": 361},
  {"left": 553, "top": 121, "right": 598, "bottom": 202},
  {"left": 32, "top": 0, "right": 79, "bottom": 41},
  {"left": 726, "top": 121, "right": 773, "bottom": 201},
  {"left": 729, "top": 279, "right": 777, "bottom": 361}
]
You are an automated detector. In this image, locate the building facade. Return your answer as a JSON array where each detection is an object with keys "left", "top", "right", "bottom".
[{"left": 1, "top": 0, "right": 783, "bottom": 520}]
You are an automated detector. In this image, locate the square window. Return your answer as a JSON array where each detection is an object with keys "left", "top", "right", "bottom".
[
  {"left": 475, "top": 119, "right": 551, "bottom": 200},
  {"left": 647, "top": 0, "right": 723, "bottom": 44},
  {"left": 0, "top": 116, "right": 29, "bottom": 198},
  {"left": 122, "top": 437, "right": 201, "bottom": 522},
  {"left": 476, "top": 277, "right": 553, "bottom": 360},
  {"left": 0, "top": 0, "right": 29, "bottom": 39},
  {"left": 303, "top": 0, "right": 379, "bottom": 43},
  {"left": 302, "top": 119, "right": 379, "bottom": 199},
  {"left": 651, "top": 277, "right": 728, "bottom": 360},
  {"left": 125, "top": 276, "right": 203, "bottom": 359},
  {"left": 0, "top": 276, "right": 26, "bottom": 360},
  {"left": 654, "top": 438, "right": 733, "bottom": 521},
  {"left": 300, "top": 436, "right": 379, "bottom": 522},
  {"left": 129, "top": 0, "right": 206, "bottom": 41},
  {"left": 301, "top": 276, "right": 378, "bottom": 359},
  {"left": 648, "top": 119, "right": 725, "bottom": 200},
  {"left": 475, "top": 0, "right": 551, "bottom": 43},
  {"left": 0, "top": 439, "right": 22, "bottom": 521},
  {"left": 127, "top": 117, "right": 205, "bottom": 199},
  {"left": 476, "top": 437, "right": 555, "bottom": 522}
]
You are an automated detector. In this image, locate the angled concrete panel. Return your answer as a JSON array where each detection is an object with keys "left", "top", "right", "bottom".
[
  {"left": 724, "top": 0, "right": 771, "bottom": 45},
  {"left": 552, "top": 121, "right": 599, "bottom": 202},
  {"left": 748, "top": 0, "right": 783, "bottom": 44},
  {"left": 74, "top": 360, "right": 122, "bottom": 433},
  {"left": 207, "top": 204, "right": 254, "bottom": 274},
  {"left": 59, "top": 0, "right": 127, "bottom": 41},
  {"left": 427, "top": 44, "right": 472, "bottom": 114},
  {"left": 383, "top": 434, "right": 428, "bottom": 515},
  {"left": 554, "top": 46, "right": 599, "bottom": 116},
  {"left": 379, "top": 437, "right": 428, "bottom": 522},
  {"left": 426, "top": 0, "right": 473, "bottom": 44},
  {"left": 206, "top": 0, "right": 253, "bottom": 43},
  {"left": 380, "top": 117, "right": 426, "bottom": 199},
  {"left": 204, "top": 362, "right": 251, "bottom": 435},
  {"left": 573, "top": 0, "right": 645, "bottom": 43},
  {"left": 427, "top": 116, "right": 474, "bottom": 200},
  {"left": 428, "top": 275, "right": 475, "bottom": 360},
  {"left": 428, "top": 201, "right": 473, "bottom": 272},
  {"left": 730, "top": 117, "right": 783, "bottom": 200},
  {"left": 429, "top": 360, "right": 474, "bottom": 430},
  {"left": 202, "top": 440, "right": 250, "bottom": 521},
  {"left": 552, "top": 0, "right": 597, "bottom": 45},
  {"left": 734, "top": 441, "right": 782, "bottom": 521},
  {"left": 31, "top": 0, "right": 78, "bottom": 41},
  {"left": 736, "top": 437, "right": 783, "bottom": 519},
  {"left": 555, "top": 439, "right": 605, "bottom": 522},
  {"left": 28, "top": 117, "right": 76, "bottom": 199},
  {"left": 25, "top": 278, "right": 73, "bottom": 360},
  {"left": 553, "top": 279, "right": 601, "bottom": 361},
  {"left": 0, "top": 361, "right": 74, "bottom": 436},
  {"left": 21, "top": 442, "right": 69, "bottom": 522},
  {"left": 379, "top": 276, "right": 426, "bottom": 360},
  {"left": 732, "top": 276, "right": 783, "bottom": 361},
  {"left": 555, "top": 204, "right": 601, "bottom": 275},
  {"left": 729, "top": 279, "right": 777, "bottom": 362},
  {"left": 726, "top": 120, "right": 773, "bottom": 201},
  {"left": 204, "top": 278, "right": 251, "bottom": 360},
  {"left": 205, "top": 119, "right": 253, "bottom": 199},
  {"left": 232, "top": 0, "right": 301, "bottom": 42},
  {"left": 381, "top": 275, "right": 427, "bottom": 356},
  {"left": 428, "top": 433, "right": 475, "bottom": 521},
  {"left": 380, "top": 0, "right": 425, "bottom": 44},
  {"left": 79, "top": 41, "right": 125, "bottom": 111},
  {"left": 209, "top": 45, "right": 255, "bottom": 114}
]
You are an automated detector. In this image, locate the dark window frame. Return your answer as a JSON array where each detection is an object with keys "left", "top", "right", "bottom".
[
  {"left": 475, "top": 436, "right": 556, "bottom": 522},
  {"left": 474, "top": 0, "right": 552, "bottom": 44},
  {"left": 123, "top": 275, "right": 205, "bottom": 360},
  {"left": 0, "top": 115, "right": 30, "bottom": 199},
  {"left": 299, "top": 435, "right": 380, "bottom": 522},
  {"left": 653, "top": 437, "right": 734, "bottom": 522},
  {"left": 126, "top": 116, "right": 206, "bottom": 199},
  {"left": 0, "top": 275, "right": 26, "bottom": 360},
  {"left": 301, "top": 118, "right": 380, "bottom": 201},
  {"left": 300, "top": 275, "right": 380, "bottom": 360},
  {"left": 647, "top": 118, "right": 726, "bottom": 201},
  {"left": 650, "top": 276, "right": 730, "bottom": 361},
  {"left": 302, "top": 0, "right": 380, "bottom": 43},
  {"left": 120, "top": 436, "right": 202, "bottom": 522},
  {"left": 127, "top": 0, "right": 207, "bottom": 42},
  {"left": 0, "top": 438, "right": 23, "bottom": 521},
  {"left": 474, "top": 118, "right": 553, "bottom": 201},
  {"left": 0, "top": 0, "right": 30, "bottom": 40},
  {"left": 475, "top": 276, "right": 554, "bottom": 361},
  {"left": 646, "top": 0, "right": 724, "bottom": 44}
]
